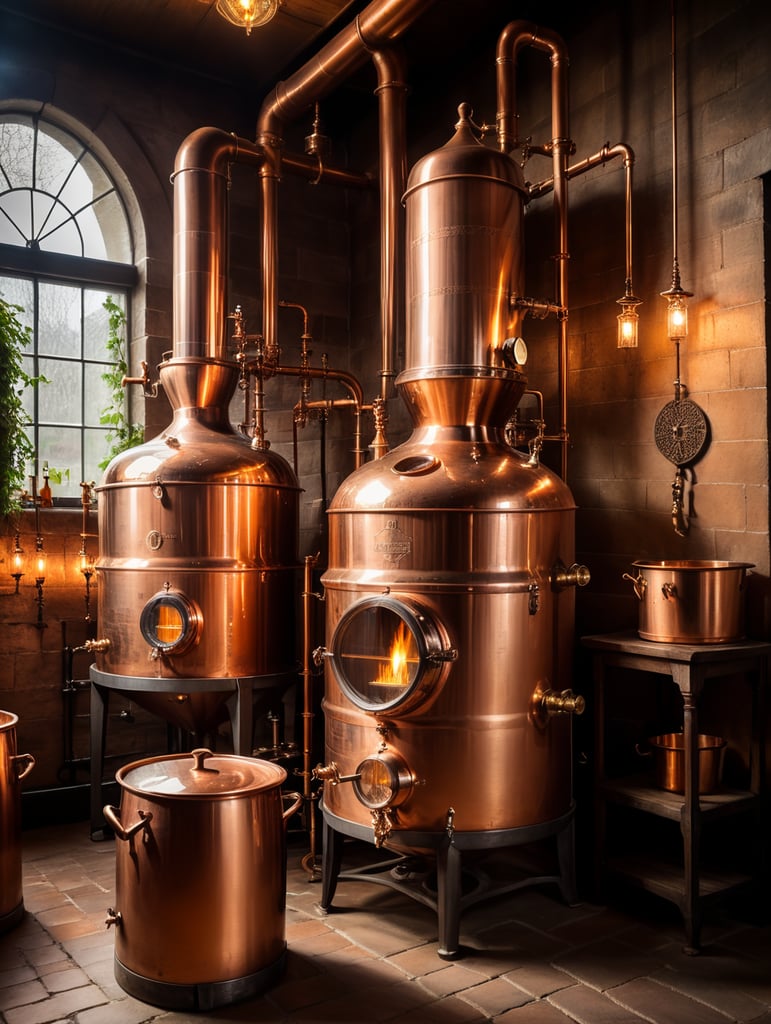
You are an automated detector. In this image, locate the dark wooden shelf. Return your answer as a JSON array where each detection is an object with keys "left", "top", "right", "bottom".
[
  {"left": 600, "top": 774, "right": 761, "bottom": 821},
  {"left": 584, "top": 630, "right": 770, "bottom": 952}
]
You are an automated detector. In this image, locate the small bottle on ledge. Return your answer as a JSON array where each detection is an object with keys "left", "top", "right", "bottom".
[{"left": 39, "top": 462, "right": 53, "bottom": 507}]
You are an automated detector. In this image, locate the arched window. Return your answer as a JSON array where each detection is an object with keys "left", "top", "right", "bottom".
[{"left": 0, "top": 111, "right": 138, "bottom": 501}]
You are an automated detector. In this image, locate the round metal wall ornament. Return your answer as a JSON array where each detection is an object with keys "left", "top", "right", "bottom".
[{"left": 654, "top": 398, "right": 708, "bottom": 467}]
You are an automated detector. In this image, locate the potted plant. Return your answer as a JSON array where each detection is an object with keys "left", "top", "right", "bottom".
[
  {"left": 99, "top": 295, "right": 144, "bottom": 470},
  {"left": 0, "top": 298, "right": 46, "bottom": 517}
]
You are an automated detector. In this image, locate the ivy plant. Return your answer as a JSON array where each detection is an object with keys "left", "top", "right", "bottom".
[
  {"left": 0, "top": 298, "right": 46, "bottom": 516},
  {"left": 99, "top": 295, "right": 144, "bottom": 470}
]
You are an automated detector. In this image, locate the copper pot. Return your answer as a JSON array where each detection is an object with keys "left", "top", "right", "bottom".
[
  {"left": 644, "top": 733, "right": 726, "bottom": 794},
  {"left": 623, "top": 560, "right": 753, "bottom": 643},
  {"left": 0, "top": 711, "right": 35, "bottom": 933},
  {"left": 104, "top": 748, "right": 301, "bottom": 1011}
]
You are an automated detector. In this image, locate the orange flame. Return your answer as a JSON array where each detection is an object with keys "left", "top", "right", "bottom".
[{"left": 375, "top": 622, "right": 414, "bottom": 687}]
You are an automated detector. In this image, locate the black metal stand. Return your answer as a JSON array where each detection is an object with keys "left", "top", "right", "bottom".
[
  {"left": 89, "top": 667, "right": 294, "bottom": 839},
  {"left": 319, "top": 802, "right": 577, "bottom": 959}
]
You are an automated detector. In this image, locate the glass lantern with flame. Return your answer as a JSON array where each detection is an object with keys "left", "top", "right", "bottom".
[{"left": 328, "top": 595, "right": 456, "bottom": 715}]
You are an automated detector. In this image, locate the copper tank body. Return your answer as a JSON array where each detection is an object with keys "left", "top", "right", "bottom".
[
  {"left": 321, "top": 107, "right": 580, "bottom": 839},
  {"left": 104, "top": 749, "right": 301, "bottom": 1010},
  {"left": 93, "top": 358, "right": 301, "bottom": 734},
  {"left": 0, "top": 711, "right": 34, "bottom": 933}
]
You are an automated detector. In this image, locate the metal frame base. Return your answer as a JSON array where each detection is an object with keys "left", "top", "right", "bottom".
[
  {"left": 114, "top": 948, "right": 287, "bottom": 1011},
  {"left": 320, "top": 803, "right": 578, "bottom": 959}
]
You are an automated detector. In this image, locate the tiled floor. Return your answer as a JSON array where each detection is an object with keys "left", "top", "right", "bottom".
[{"left": 2, "top": 819, "right": 771, "bottom": 1024}]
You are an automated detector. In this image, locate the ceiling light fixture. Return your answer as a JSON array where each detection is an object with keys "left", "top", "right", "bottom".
[{"left": 215, "top": 0, "right": 281, "bottom": 35}]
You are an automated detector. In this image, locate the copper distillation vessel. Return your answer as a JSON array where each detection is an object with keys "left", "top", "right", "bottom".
[{"left": 313, "top": 25, "right": 599, "bottom": 954}]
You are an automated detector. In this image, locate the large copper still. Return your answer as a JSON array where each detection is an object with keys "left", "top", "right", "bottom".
[
  {"left": 88, "top": 130, "right": 301, "bottom": 803},
  {"left": 315, "top": 105, "right": 588, "bottom": 957}
]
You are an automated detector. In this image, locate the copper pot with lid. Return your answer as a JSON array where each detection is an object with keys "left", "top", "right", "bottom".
[
  {"left": 623, "top": 560, "right": 754, "bottom": 644},
  {"left": 104, "top": 748, "right": 301, "bottom": 1011},
  {"left": 0, "top": 711, "right": 35, "bottom": 933}
]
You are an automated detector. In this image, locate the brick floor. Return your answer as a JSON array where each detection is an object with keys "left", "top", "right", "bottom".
[{"left": 0, "top": 821, "right": 768, "bottom": 1023}]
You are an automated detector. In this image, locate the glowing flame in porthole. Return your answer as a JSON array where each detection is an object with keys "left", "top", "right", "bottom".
[{"left": 374, "top": 622, "right": 418, "bottom": 688}]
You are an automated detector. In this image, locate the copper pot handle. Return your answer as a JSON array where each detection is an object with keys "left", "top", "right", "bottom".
[
  {"left": 13, "top": 753, "right": 35, "bottom": 781},
  {"left": 103, "top": 804, "right": 153, "bottom": 841},
  {"left": 282, "top": 791, "right": 303, "bottom": 823},
  {"left": 622, "top": 572, "right": 646, "bottom": 600}
]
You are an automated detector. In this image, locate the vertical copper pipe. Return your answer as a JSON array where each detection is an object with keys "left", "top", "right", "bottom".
[
  {"left": 301, "top": 553, "right": 320, "bottom": 879},
  {"left": 256, "top": 0, "right": 435, "bottom": 398},
  {"left": 171, "top": 130, "right": 265, "bottom": 360},
  {"left": 372, "top": 47, "right": 408, "bottom": 407},
  {"left": 496, "top": 23, "right": 571, "bottom": 478}
]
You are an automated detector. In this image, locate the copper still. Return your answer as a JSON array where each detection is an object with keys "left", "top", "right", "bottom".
[
  {"left": 316, "top": 104, "right": 588, "bottom": 957},
  {"left": 89, "top": 131, "right": 301, "bottom": 747}
]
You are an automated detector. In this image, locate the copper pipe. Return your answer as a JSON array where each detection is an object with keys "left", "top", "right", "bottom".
[
  {"left": 301, "top": 553, "right": 321, "bottom": 880},
  {"left": 247, "top": 360, "right": 366, "bottom": 468},
  {"left": 280, "top": 151, "right": 373, "bottom": 190},
  {"left": 496, "top": 23, "right": 571, "bottom": 479},
  {"left": 372, "top": 47, "right": 408, "bottom": 408},
  {"left": 256, "top": 0, "right": 433, "bottom": 405},
  {"left": 171, "top": 130, "right": 264, "bottom": 360},
  {"left": 530, "top": 141, "right": 637, "bottom": 320}
]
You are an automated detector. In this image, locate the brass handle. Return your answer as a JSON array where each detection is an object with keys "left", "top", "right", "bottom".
[
  {"left": 622, "top": 572, "right": 646, "bottom": 601},
  {"left": 105, "top": 907, "right": 122, "bottom": 929},
  {"left": 13, "top": 753, "right": 35, "bottom": 781},
  {"left": 102, "top": 805, "right": 152, "bottom": 842},
  {"left": 282, "top": 791, "right": 303, "bottom": 822},
  {"left": 541, "top": 689, "right": 586, "bottom": 716}
]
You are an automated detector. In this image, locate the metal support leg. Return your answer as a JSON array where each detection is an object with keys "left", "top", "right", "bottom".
[
  {"left": 320, "top": 818, "right": 345, "bottom": 911},
  {"left": 89, "top": 683, "right": 109, "bottom": 840},
  {"left": 436, "top": 836, "right": 462, "bottom": 959}
]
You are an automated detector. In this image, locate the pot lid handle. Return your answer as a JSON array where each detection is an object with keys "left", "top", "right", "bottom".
[{"left": 191, "top": 748, "right": 215, "bottom": 772}]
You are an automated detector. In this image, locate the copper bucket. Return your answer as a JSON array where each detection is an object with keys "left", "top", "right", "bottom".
[
  {"left": 0, "top": 711, "right": 35, "bottom": 933},
  {"left": 646, "top": 733, "right": 726, "bottom": 794},
  {"left": 104, "top": 749, "right": 301, "bottom": 1011}
]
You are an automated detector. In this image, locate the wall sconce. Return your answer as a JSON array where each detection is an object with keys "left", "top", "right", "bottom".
[
  {"left": 10, "top": 532, "right": 24, "bottom": 594},
  {"left": 78, "top": 548, "right": 96, "bottom": 622},
  {"left": 33, "top": 535, "right": 47, "bottom": 628},
  {"left": 215, "top": 0, "right": 281, "bottom": 35}
]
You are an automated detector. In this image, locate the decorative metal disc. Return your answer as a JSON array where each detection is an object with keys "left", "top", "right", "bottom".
[{"left": 654, "top": 398, "right": 709, "bottom": 466}]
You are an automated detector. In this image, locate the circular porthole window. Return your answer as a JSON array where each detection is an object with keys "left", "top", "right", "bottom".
[
  {"left": 353, "top": 752, "right": 414, "bottom": 809},
  {"left": 329, "top": 595, "right": 456, "bottom": 714},
  {"left": 139, "top": 591, "right": 202, "bottom": 655}
]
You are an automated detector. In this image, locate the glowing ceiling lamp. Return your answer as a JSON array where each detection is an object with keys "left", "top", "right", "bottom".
[{"left": 215, "top": 0, "right": 281, "bottom": 35}]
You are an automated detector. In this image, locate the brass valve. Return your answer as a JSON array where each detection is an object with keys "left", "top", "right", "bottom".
[
  {"left": 552, "top": 562, "right": 591, "bottom": 590},
  {"left": 541, "top": 689, "right": 586, "bottom": 716},
  {"left": 312, "top": 762, "right": 360, "bottom": 786},
  {"left": 83, "top": 638, "right": 111, "bottom": 654}
]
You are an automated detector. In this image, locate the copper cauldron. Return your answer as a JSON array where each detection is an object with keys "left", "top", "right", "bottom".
[
  {"left": 104, "top": 749, "right": 301, "bottom": 1011},
  {"left": 0, "top": 711, "right": 35, "bottom": 933},
  {"left": 623, "top": 560, "right": 754, "bottom": 643}
]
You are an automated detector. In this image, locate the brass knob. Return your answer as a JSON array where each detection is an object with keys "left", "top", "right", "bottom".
[
  {"left": 553, "top": 562, "right": 591, "bottom": 590},
  {"left": 541, "top": 689, "right": 586, "bottom": 716}
]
